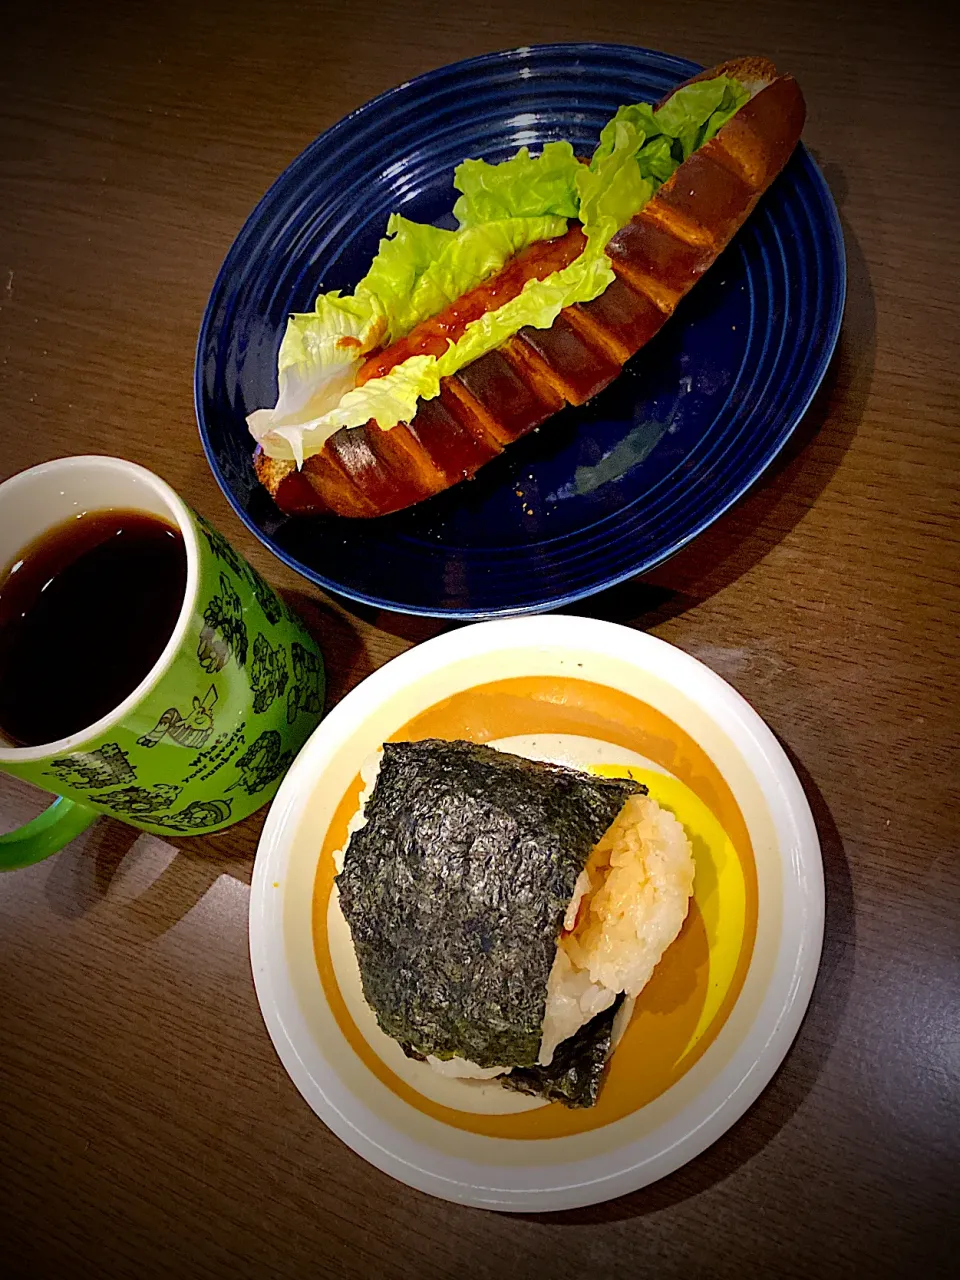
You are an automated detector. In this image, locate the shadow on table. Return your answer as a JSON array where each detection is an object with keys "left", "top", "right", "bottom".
[
  {"left": 42, "top": 813, "right": 142, "bottom": 919},
  {"left": 280, "top": 588, "right": 376, "bottom": 707},
  {"left": 342, "top": 599, "right": 458, "bottom": 646},
  {"left": 42, "top": 803, "right": 268, "bottom": 936},
  {"left": 515, "top": 739, "right": 855, "bottom": 1226}
]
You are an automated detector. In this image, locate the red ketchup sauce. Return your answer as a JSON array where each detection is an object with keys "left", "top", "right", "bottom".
[{"left": 356, "top": 224, "right": 586, "bottom": 386}]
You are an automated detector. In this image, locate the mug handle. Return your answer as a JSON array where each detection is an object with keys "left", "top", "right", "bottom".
[{"left": 0, "top": 796, "right": 100, "bottom": 872}]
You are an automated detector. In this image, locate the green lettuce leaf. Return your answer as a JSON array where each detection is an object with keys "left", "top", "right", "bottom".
[
  {"left": 575, "top": 75, "right": 750, "bottom": 242},
  {"left": 260, "top": 355, "right": 440, "bottom": 465},
  {"left": 596, "top": 76, "right": 750, "bottom": 166},
  {"left": 453, "top": 140, "right": 582, "bottom": 226},
  {"left": 251, "top": 75, "right": 751, "bottom": 463},
  {"left": 591, "top": 101, "right": 659, "bottom": 166},
  {"left": 246, "top": 292, "right": 387, "bottom": 465},
  {"left": 653, "top": 76, "right": 747, "bottom": 146},
  {"left": 635, "top": 135, "right": 677, "bottom": 182},
  {"left": 352, "top": 216, "right": 451, "bottom": 343},
  {"left": 435, "top": 249, "right": 615, "bottom": 376},
  {"left": 356, "top": 212, "right": 567, "bottom": 345},
  {"left": 700, "top": 78, "right": 750, "bottom": 144},
  {"left": 249, "top": 212, "right": 566, "bottom": 461},
  {"left": 258, "top": 252, "right": 618, "bottom": 461},
  {"left": 576, "top": 119, "right": 655, "bottom": 250}
]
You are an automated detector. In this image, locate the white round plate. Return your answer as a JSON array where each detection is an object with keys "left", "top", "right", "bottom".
[{"left": 249, "top": 616, "right": 823, "bottom": 1211}]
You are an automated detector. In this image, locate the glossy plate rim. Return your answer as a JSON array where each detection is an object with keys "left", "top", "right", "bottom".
[
  {"left": 248, "top": 616, "right": 824, "bottom": 1210},
  {"left": 196, "top": 42, "right": 846, "bottom": 620}
]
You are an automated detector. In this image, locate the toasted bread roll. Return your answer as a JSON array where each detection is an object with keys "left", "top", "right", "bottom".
[{"left": 255, "top": 58, "right": 805, "bottom": 518}]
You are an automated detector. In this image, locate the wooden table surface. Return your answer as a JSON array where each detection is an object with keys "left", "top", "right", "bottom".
[{"left": 2, "top": 1, "right": 957, "bottom": 1275}]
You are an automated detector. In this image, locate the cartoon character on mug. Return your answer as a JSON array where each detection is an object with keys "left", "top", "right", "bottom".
[{"left": 138, "top": 686, "right": 218, "bottom": 750}]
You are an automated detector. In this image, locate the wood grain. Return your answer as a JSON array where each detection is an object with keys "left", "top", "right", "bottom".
[{"left": 1, "top": 1, "right": 958, "bottom": 1276}]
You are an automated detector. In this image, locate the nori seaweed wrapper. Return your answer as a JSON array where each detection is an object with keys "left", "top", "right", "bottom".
[
  {"left": 502, "top": 995, "right": 625, "bottom": 1108},
  {"left": 336, "top": 740, "right": 639, "bottom": 1069}
]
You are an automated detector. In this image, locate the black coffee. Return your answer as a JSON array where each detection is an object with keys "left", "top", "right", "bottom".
[{"left": 0, "top": 509, "right": 187, "bottom": 748}]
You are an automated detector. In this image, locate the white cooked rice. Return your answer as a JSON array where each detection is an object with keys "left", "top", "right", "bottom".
[
  {"left": 538, "top": 793, "right": 695, "bottom": 1066},
  {"left": 425, "top": 1055, "right": 506, "bottom": 1080}
]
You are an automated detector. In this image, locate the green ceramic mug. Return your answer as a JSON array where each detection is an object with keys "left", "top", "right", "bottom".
[{"left": 0, "top": 456, "right": 325, "bottom": 871}]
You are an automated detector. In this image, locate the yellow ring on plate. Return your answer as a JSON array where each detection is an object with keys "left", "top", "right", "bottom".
[{"left": 591, "top": 765, "right": 747, "bottom": 1071}]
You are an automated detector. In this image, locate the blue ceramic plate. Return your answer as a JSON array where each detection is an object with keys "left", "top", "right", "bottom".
[{"left": 196, "top": 44, "right": 845, "bottom": 618}]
